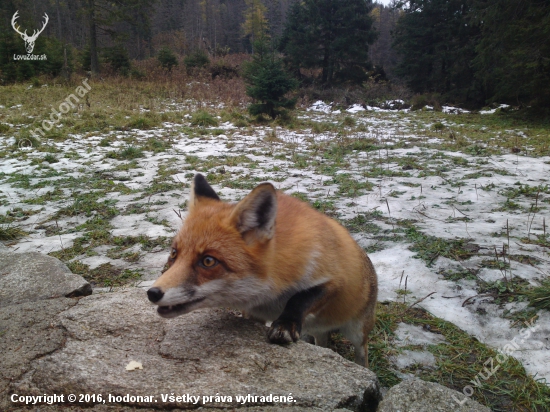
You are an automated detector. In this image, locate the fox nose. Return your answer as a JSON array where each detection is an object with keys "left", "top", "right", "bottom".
[{"left": 147, "top": 287, "right": 164, "bottom": 303}]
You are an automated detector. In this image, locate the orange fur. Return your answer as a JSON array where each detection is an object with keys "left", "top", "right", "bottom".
[{"left": 149, "top": 175, "right": 378, "bottom": 366}]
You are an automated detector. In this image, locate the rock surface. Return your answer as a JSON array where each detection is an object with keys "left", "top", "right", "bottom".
[
  {"left": 0, "top": 245, "right": 498, "bottom": 412},
  {"left": 377, "top": 379, "right": 491, "bottom": 412},
  {"left": 6, "top": 406, "right": 353, "bottom": 412},
  {"left": 10, "top": 289, "right": 380, "bottom": 411},
  {"left": 0, "top": 298, "right": 78, "bottom": 404},
  {"left": 0, "top": 249, "right": 91, "bottom": 307}
]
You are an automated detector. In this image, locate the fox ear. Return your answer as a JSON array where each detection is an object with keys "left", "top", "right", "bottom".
[
  {"left": 230, "top": 183, "right": 277, "bottom": 243},
  {"left": 189, "top": 174, "right": 220, "bottom": 211}
]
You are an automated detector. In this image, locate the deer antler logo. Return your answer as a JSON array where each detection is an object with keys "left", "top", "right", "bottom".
[{"left": 11, "top": 11, "right": 49, "bottom": 54}]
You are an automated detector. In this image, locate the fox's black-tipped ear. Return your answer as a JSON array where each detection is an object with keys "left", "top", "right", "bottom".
[
  {"left": 193, "top": 174, "right": 220, "bottom": 200},
  {"left": 229, "top": 183, "right": 277, "bottom": 243},
  {"left": 189, "top": 174, "right": 220, "bottom": 210}
]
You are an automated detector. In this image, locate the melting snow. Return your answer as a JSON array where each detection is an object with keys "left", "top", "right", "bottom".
[
  {"left": 0, "top": 101, "right": 548, "bottom": 384},
  {"left": 307, "top": 100, "right": 333, "bottom": 113},
  {"left": 480, "top": 104, "right": 511, "bottom": 114}
]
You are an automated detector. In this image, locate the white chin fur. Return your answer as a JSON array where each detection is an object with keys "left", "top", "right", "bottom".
[{"left": 157, "top": 277, "right": 277, "bottom": 314}]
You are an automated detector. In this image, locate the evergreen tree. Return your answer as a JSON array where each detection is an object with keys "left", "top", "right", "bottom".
[
  {"left": 392, "top": 0, "right": 479, "bottom": 103},
  {"left": 103, "top": 45, "right": 131, "bottom": 75},
  {"left": 279, "top": 0, "right": 377, "bottom": 85},
  {"left": 0, "top": 35, "right": 68, "bottom": 82},
  {"left": 158, "top": 47, "right": 178, "bottom": 72},
  {"left": 84, "top": 0, "right": 157, "bottom": 74},
  {"left": 243, "top": 36, "right": 298, "bottom": 119},
  {"left": 471, "top": 0, "right": 550, "bottom": 107}
]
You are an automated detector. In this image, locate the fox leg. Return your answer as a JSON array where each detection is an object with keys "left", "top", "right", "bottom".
[
  {"left": 267, "top": 285, "right": 325, "bottom": 344},
  {"left": 340, "top": 319, "right": 367, "bottom": 366},
  {"left": 312, "top": 332, "right": 329, "bottom": 348},
  {"left": 341, "top": 306, "right": 376, "bottom": 367}
]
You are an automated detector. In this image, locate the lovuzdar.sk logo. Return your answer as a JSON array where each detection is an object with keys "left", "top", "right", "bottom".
[{"left": 11, "top": 10, "right": 49, "bottom": 61}]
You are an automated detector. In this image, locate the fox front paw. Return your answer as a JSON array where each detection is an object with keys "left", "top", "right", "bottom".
[{"left": 267, "top": 319, "right": 301, "bottom": 344}]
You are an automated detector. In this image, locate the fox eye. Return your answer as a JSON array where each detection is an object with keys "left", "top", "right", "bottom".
[
  {"left": 201, "top": 255, "right": 218, "bottom": 268},
  {"left": 170, "top": 248, "right": 177, "bottom": 259}
]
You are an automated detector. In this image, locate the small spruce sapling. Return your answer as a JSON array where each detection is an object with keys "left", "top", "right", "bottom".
[
  {"left": 242, "top": 37, "right": 298, "bottom": 119},
  {"left": 157, "top": 47, "right": 178, "bottom": 72}
]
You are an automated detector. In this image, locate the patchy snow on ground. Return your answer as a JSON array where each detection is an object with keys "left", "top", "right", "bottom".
[
  {"left": 442, "top": 106, "right": 470, "bottom": 114},
  {"left": 480, "top": 104, "right": 511, "bottom": 114},
  {"left": 307, "top": 100, "right": 333, "bottom": 113},
  {"left": 347, "top": 104, "right": 365, "bottom": 113},
  {"left": 0, "top": 100, "right": 549, "bottom": 384}
]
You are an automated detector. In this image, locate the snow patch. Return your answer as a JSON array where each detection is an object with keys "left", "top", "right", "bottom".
[
  {"left": 394, "top": 323, "right": 448, "bottom": 347},
  {"left": 307, "top": 100, "right": 333, "bottom": 113},
  {"left": 480, "top": 104, "right": 510, "bottom": 114},
  {"left": 392, "top": 350, "right": 437, "bottom": 369},
  {"left": 346, "top": 104, "right": 365, "bottom": 113},
  {"left": 442, "top": 106, "right": 470, "bottom": 114}
]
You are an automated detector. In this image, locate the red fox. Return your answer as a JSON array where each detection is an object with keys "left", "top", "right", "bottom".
[{"left": 147, "top": 174, "right": 378, "bottom": 366}]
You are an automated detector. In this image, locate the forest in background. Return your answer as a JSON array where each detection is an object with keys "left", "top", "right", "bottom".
[{"left": 0, "top": 0, "right": 549, "bottom": 110}]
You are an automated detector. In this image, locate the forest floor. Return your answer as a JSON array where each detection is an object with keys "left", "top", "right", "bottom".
[{"left": 1, "top": 78, "right": 550, "bottom": 411}]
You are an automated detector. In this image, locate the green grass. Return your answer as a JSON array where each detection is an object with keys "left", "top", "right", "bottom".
[
  {"left": 191, "top": 110, "right": 219, "bottom": 127},
  {"left": 311, "top": 198, "right": 337, "bottom": 216},
  {"left": 22, "top": 187, "right": 65, "bottom": 204},
  {"left": 126, "top": 114, "right": 161, "bottom": 130},
  {"left": 328, "top": 173, "right": 374, "bottom": 196},
  {"left": 43, "top": 153, "right": 59, "bottom": 163},
  {"left": 67, "top": 261, "right": 142, "bottom": 287},
  {"left": 1, "top": 78, "right": 550, "bottom": 411},
  {"left": 0, "top": 225, "right": 27, "bottom": 240},
  {"left": 331, "top": 302, "right": 550, "bottom": 412},
  {"left": 522, "top": 278, "right": 550, "bottom": 310},
  {"left": 521, "top": 234, "right": 550, "bottom": 248},
  {"left": 0, "top": 207, "right": 40, "bottom": 223},
  {"left": 106, "top": 145, "right": 144, "bottom": 160},
  {"left": 143, "top": 138, "right": 171, "bottom": 153},
  {"left": 310, "top": 121, "right": 337, "bottom": 134},
  {"left": 501, "top": 183, "right": 550, "bottom": 199},
  {"left": 341, "top": 116, "right": 356, "bottom": 127},
  {"left": 111, "top": 234, "right": 170, "bottom": 251},
  {"left": 14, "top": 129, "right": 41, "bottom": 149},
  {"left": 54, "top": 194, "right": 119, "bottom": 220},
  {"left": 50, "top": 231, "right": 170, "bottom": 264},
  {"left": 403, "top": 225, "right": 479, "bottom": 266},
  {"left": 342, "top": 212, "right": 383, "bottom": 234}
]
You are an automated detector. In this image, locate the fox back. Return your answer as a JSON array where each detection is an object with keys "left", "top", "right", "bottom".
[{"left": 147, "top": 174, "right": 377, "bottom": 366}]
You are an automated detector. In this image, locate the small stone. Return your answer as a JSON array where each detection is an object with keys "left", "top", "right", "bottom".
[
  {"left": 125, "top": 360, "right": 143, "bottom": 371},
  {"left": 378, "top": 379, "right": 491, "bottom": 412}
]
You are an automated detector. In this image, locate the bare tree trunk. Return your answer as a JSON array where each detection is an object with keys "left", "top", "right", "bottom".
[
  {"left": 88, "top": 0, "right": 99, "bottom": 75},
  {"left": 61, "top": 46, "right": 70, "bottom": 80},
  {"left": 55, "top": 0, "right": 63, "bottom": 42}
]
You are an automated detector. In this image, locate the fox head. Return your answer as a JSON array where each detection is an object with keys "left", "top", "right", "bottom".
[{"left": 147, "top": 174, "right": 278, "bottom": 318}]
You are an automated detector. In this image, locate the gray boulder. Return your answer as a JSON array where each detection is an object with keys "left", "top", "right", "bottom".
[
  {"left": 10, "top": 288, "right": 381, "bottom": 411},
  {"left": 5, "top": 405, "right": 351, "bottom": 412},
  {"left": 0, "top": 250, "right": 91, "bottom": 307},
  {"left": 377, "top": 378, "right": 491, "bottom": 412},
  {"left": 0, "top": 297, "right": 78, "bottom": 408}
]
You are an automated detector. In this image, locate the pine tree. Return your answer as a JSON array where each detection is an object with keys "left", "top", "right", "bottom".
[
  {"left": 279, "top": 0, "right": 377, "bottom": 85},
  {"left": 243, "top": 36, "right": 298, "bottom": 119}
]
